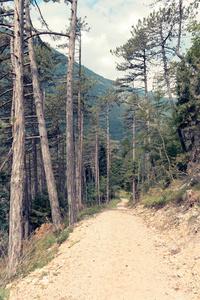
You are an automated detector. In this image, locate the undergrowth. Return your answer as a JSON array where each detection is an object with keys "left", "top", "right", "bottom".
[
  {"left": 141, "top": 182, "right": 190, "bottom": 208},
  {"left": 77, "top": 205, "right": 104, "bottom": 220},
  {"left": 77, "top": 198, "right": 120, "bottom": 220},
  {"left": 0, "top": 224, "right": 74, "bottom": 291},
  {"left": 0, "top": 287, "right": 9, "bottom": 300},
  {"left": 107, "top": 198, "right": 121, "bottom": 208}
]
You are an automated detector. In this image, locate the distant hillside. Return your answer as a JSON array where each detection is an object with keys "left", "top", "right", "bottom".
[{"left": 54, "top": 50, "right": 125, "bottom": 141}]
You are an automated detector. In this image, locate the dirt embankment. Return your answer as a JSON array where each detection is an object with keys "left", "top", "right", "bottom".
[{"left": 8, "top": 200, "right": 200, "bottom": 300}]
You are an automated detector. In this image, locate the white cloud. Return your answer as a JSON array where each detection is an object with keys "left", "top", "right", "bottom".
[{"left": 31, "top": 0, "right": 154, "bottom": 80}]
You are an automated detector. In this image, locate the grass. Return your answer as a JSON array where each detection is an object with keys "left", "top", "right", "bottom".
[
  {"left": 0, "top": 288, "right": 9, "bottom": 300},
  {"left": 119, "top": 190, "right": 129, "bottom": 198},
  {"left": 39, "top": 271, "right": 48, "bottom": 279},
  {"left": 141, "top": 195, "right": 166, "bottom": 208},
  {"left": 77, "top": 205, "right": 104, "bottom": 220},
  {"left": 57, "top": 228, "right": 73, "bottom": 246},
  {"left": 6, "top": 225, "right": 74, "bottom": 280},
  {"left": 107, "top": 198, "right": 121, "bottom": 209},
  {"left": 17, "top": 233, "right": 58, "bottom": 277},
  {"left": 77, "top": 198, "right": 121, "bottom": 220},
  {"left": 140, "top": 180, "right": 195, "bottom": 208}
]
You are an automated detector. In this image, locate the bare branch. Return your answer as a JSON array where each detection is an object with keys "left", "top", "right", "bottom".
[
  {"left": 0, "top": 148, "right": 12, "bottom": 173},
  {"left": 0, "top": 12, "right": 14, "bottom": 17},
  {"left": 0, "top": 71, "right": 11, "bottom": 81},
  {"left": 33, "top": 0, "right": 51, "bottom": 31},
  {"left": 25, "top": 136, "right": 40, "bottom": 139},
  {"left": 0, "top": 88, "right": 13, "bottom": 98},
  {"left": 0, "top": 99, "right": 12, "bottom": 109},
  {"left": 0, "top": 30, "right": 14, "bottom": 38},
  {"left": 24, "top": 92, "right": 34, "bottom": 97},
  {"left": 24, "top": 31, "right": 70, "bottom": 41}
]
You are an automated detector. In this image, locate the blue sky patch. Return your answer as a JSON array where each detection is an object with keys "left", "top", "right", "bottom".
[{"left": 87, "top": 0, "right": 99, "bottom": 9}]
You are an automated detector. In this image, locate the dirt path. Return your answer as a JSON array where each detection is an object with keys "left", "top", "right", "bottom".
[{"left": 9, "top": 200, "right": 199, "bottom": 300}]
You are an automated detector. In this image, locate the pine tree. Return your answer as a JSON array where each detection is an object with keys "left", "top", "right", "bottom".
[
  {"left": 7, "top": 0, "right": 25, "bottom": 278},
  {"left": 66, "top": 0, "right": 78, "bottom": 226}
]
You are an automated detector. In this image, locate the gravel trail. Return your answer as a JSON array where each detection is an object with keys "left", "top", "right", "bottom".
[{"left": 9, "top": 200, "right": 199, "bottom": 300}]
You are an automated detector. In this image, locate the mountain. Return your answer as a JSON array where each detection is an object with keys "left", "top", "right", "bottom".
[{"left": 55, "top": 50, "right": 125, "bottom": 141}]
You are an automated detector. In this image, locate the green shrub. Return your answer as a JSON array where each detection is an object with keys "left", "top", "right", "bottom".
[
  {"left": 57, "top": 228, "right": 73, "bottom": 246},
  {"left": 0, "top": 288, "right": 9, "bottom": 300},
  {"left": 77, "top": 206, "right": 104, "bottom": 220},
  {"left": 141, "top": 183, "right": 189, "bottom": 208},
  {"left": 142, "top": 195, "right": 166, "bottom": 208},
  {"left": 18, "top": 233, "right": 58, "bottom": 276},
  {"left": 107, "top": 198, "right": 121, "bottom": 209}
]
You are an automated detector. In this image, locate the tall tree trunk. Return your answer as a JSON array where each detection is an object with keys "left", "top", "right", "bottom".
[
  {"left": 83, "top": 164, "right": 87, "bottom": 205},
  {"left": 143, "top": 51, "right": 157, "bottom": 184},
  {"left": 24, "top": 153, "right": 29, "bottom": 240},
  {"left": 156, "top": 118, "right": 174, "bottom": 181},
  {"left": 31, "top": 99, "right": 38, "bottom": 197},
  {"left": 56, "top": 124, "right": 61, "bottom": 188},
  {"left": 8, "top": 0, "right": 25, "bottom": 278},
  {"left": 66, "top": 0, "right": 78, "bottom": 226},
  {"left": 76, "top": 32, "right": 83, "bottom": 211},
  {"left": 132, "top": 112, "right": 136, "bottom": 205},
  {"left": 160, "top": 23, "right": 186, "bottom": 152},
  {"left": 106, "top": 101, "right": 110, "bottom": 204},
  {"left": 25, "top": 0, "right": 62, "bottom": 230},
  {"left": 10, "top": 31, "right": 15, "bottom": 135},
  {"left": 160, "top": 28, "right": 175, "bottom": 109},
  {"left": 95, "top": 129, "right": 100, "bottom": 205},
  {"left": 176, "top": 0, "right": 183, "bottom": 60},
  {"left": 28, "top": 154, "right": 33, "bottom": 202},
  {"left": 137, "top": 159, "right": 140, "bottom": 192},
  {"left": 61, "top": 143, "right": 66, "bottom": 204},
  {"left": 40, "top": 148, "right": 45, "bottom": 196}
]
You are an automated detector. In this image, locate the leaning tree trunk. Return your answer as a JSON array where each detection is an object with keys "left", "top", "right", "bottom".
[
  {"left": 25, "top": 0, "right": 62, "bottom": 230},
  {"left": 66, "top": 0, "right": 78, "bottom": 226},
  {"left": 106, "top": 101, "right": 110, "bottom": 204},
  {"left": 132, "top": 111, "right": 136, "bottom": 205},
  {"left": 7, "top": 0, "right": 25, "bottom": 278}
]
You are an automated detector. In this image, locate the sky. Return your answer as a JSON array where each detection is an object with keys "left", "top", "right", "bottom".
[{"left": 31, "top": 0, "right": 154, "bottom": 81}]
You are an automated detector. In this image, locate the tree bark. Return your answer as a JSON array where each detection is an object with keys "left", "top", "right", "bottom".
[
  {"left": 76, "top": 32, "right": 83, "bottom": 211},
  {"left": 132, "top": 112, "right": 136, "bottom": 205},
  {"left": 8, "top": 0, "right": 25, "bottom": 278},
  {"left": 25, "top": 0, "right": 62, "bottom": 230},
  {"left": 31, "top": 99, "right": 38, "bottom": 197},
  {"left": 143, "top": 50, "right": 157, "bottom": 184},
  {"left": 156, "top": 118, "right": 174, "bottom": 181},
  {"left": 40, "top": 148, "right": 45, "bottom": 196},
  {"left": 106, "top": 101, "right": 110, "bottom": 204},
  {"left": 24, "top": 153, "right": 29, "bottom": 240},
  {"left": 176, "top": 0, "right": 184, "bottom": 59},
  {"left": 66, "top": 0, "right": 78, "bottom": 226},
  {"left": 95, "top": 129, "right": 100, "bottom": 205}
]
